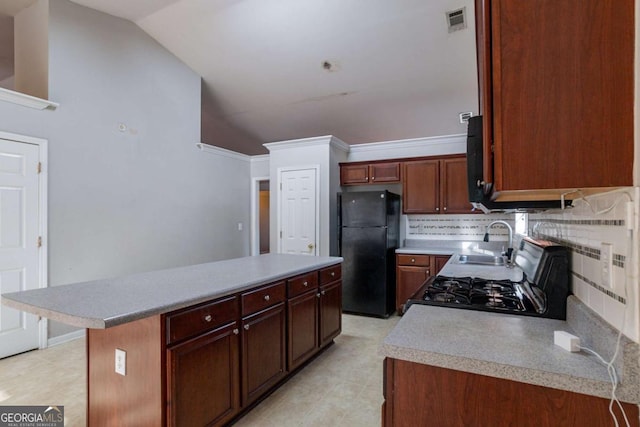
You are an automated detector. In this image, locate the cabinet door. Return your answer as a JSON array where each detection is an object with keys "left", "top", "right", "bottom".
[
  {"left": 396, "top": 265, "right": 430, "bottom": 313},
  {"left": 441, "top": 157, "right": 474, "bottom": 214},
  {"left": 340, "top": 164, "right": 370, "bottom": 185},
  {"left": 433, "top": 256, "right": 451, "bottom": 275},
  {"left": 287, "top": 290, "right": 319, "bottom": 370},
  {"left": 167, "top": 322, "right": 240, "bottom": 427},
  {"left": 319, "top": 281, "right": 342, "bottom": 348},
  {"left": 241, "top": 303, "right": 286, "bottom": 406},
  {"left": 370, "top": 162, "right": 401, "bottom": 183},
  {"left": 488, "top": 0, "right": 633, "bottom": 191},
  {"left": 402, "top": 160, "right": 439, "bottom": 214}
]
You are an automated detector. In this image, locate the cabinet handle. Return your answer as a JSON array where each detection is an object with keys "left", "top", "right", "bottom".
[
  {"left": 233, "top": 328, "right": 239, "bottom": 335},
  {"left": 244, "top": 324, "right": 250, "bottom": 330},
  {"left": 317, "top": 293, "right": 321, "bottom": 298},
  {"left": 303, "top": 281, "right": 308, "bottom": 287},
  {"left": 330, "top": 271, "right": 335, "bottom": 277},
  {"left": 204, "top": 314, "right": 212, "bottom": 323},
  {"left": 264, "top": 294, "right": 270, "bottom": 301},
  {"left": 321, "top": 290, "right": 326, "bottom": 296}
]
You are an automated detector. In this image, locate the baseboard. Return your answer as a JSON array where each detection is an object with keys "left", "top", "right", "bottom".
[{"left": 47, "top": 329, "right": 86, "bottom": 347}]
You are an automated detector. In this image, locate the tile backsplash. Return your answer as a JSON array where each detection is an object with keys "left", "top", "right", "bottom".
[
  {"left": 530, "top": 188, "right": 639, "bottom": 343},
  {"left": 406, "top": 214, "right": 514, "bottom": 241}
]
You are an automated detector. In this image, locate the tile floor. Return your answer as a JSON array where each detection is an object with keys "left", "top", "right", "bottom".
[{"left": 0, "top": 314, "right": 399, "bottom": 426}]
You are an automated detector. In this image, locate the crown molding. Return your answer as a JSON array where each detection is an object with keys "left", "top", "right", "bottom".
[
  {"left": 264, "top": 135, "right": 349, "bottom": 152},
  {"left": 0, "top": 87, "right": 59, "bottom": 110},
  {"left": 349, "top": 133, "right": 466, "bottom": 154},
  {"left": 196, "top": 143, "right": 252, "bottom": 162}
]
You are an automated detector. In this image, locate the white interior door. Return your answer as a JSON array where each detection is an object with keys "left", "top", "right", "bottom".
[
  {"left": 0, "top": 138, "right": 41, "bottom": 358},
  {"left": 280, "top": 168, "right": 318, "bottom": 255}
]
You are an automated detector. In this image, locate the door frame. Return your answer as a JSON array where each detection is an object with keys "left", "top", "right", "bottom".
[
  {"left": 276, "top": 165, "right": 320, "bottom": 255},
  {"left": 0, "top": 130, "right": 48, "bottom": 349},
  {"left": 250, "top": 176, "right": 269, "bottom": 256}
]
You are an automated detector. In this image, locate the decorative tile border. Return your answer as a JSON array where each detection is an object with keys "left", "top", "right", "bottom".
[
  {"left": 407, "top": 216, "right": 513, "bottom": 239},
  {"left": 573, "top": 272, "right": 626, "bottom": 304},
  {"left": 533, "top": 233, "right": 625, "bottom": 269},
  {"left": 537, "top": 218, "right": 626, "bottom": 227}
]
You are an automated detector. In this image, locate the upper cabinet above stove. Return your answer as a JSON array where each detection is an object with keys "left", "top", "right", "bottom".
[{"left": 476, "top": 0, "right": 634, "bottom": 201}]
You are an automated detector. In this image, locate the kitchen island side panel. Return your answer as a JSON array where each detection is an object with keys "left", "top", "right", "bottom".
[{"left": 87, "top": 315, "right": 164, "bottom": 426}]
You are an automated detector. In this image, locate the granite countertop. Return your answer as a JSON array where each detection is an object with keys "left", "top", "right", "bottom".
[
  {"left": 380, "top": 297, "right": 640, "bottom": 403},
  {"left": 1, "top": 254, "right": 342, "bottom": 329}
]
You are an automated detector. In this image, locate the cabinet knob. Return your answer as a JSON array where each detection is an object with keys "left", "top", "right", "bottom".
[
  {"left": 321, "top": 290, "right": 326, "bottom": 296},
  {"left": 204, "top": 314, "right": 212, "bottom": 323},
  {"left": 233, "top": 328, "right": 239, "bottom": 335},
  {"left": 264, "top": 295, "right": 270, "bottom": 301},
  {"left": 372, "top": 176, "right": 375, "bottom": 181},
  {"left": 330, "top": 272, "right": 335, "bottom": 277},
  {"left": 244, "top": 324, "right": 250, "bottom": 330},
  {"left": 443, "top": 207, "right": 447, "bottom": 211},
  {"left": 411, "top": 258, "right": 415, "bottom": 263},
  {"left": 317, "top": 293, "right": 321, "bottom": 298},
  {"left": 435, "top": 207, "right": 440, "bottom": 211},
  {"left": 303, "top": 281, "right": 308, "bottom": 287}
]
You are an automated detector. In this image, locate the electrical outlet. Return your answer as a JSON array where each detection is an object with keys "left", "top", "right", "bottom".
[
  {"left": 115, "top": 348, "right": 126, "bottom": 376},
  {"left": 601, "top": 243, "right": 613, "bottom": 289}
]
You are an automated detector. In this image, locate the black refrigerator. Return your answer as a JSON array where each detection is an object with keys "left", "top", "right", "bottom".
[{"left": 338, "top": 191, "right": 400, "bottom": 317}]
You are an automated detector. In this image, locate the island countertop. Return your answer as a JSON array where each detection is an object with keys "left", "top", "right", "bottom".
[
  {"left": 1, "top": 254, "right": 342, "bottom": 329},
  {"left": 380, "top": 297, "right": 640, "bottom": 403}
]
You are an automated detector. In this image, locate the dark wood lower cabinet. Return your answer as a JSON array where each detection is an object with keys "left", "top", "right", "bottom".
[
  {"left": 241, "top": 303, "right": 286, "bottom": 406},
  {"left": 167, "top": 322, "right": 240, "bottom": 427},
  {"left": 383, "top": 358, "right": 640, "bottom": 427},
  {"left": 288, "top": 289, "right": 320, "bottom": 371},
  {"left": 319, "top": 281, "right": 342, "bottom": 347},
  {"left": 86, "top": 264, "right": 342, "bottom": 426}
]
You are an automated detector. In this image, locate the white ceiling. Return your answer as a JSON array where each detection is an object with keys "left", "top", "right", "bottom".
[{"left": 65, "top": 0, "right": 479, "bottom": 154}]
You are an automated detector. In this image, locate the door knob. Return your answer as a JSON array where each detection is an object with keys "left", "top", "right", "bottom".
[{"left": 308, "top": 243, "right": 315, "bottom": 250}]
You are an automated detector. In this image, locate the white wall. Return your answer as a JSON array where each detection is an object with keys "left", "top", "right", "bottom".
[
  {"left": 14, "top": 0, "right": 48, "bottom": 99},
  {"left": 0, "top": 0, "right": 251, "bottom": 339},
  {"left": 265, "top": 136, "right": 348, "bottom": 257}
]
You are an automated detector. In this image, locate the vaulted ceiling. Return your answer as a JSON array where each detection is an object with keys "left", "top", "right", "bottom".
[{"left": 3, "top": 0, "right": 479, "bottom": 155}]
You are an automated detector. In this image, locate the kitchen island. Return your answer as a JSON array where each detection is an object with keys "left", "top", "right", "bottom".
[
  {"left": 2, "top": 254, "right": 343, "bottom": 426},
  {"left": 380, "top": 297, "right": 640, "bottom": 426}
]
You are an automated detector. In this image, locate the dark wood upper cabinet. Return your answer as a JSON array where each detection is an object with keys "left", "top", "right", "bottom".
[
  {"left": 441, "top": 157, "right": 474, "bottom": 214},
  {"left": 341, "top": 161, "right": 401, "bottom": 185},
  {"left": 403, "top": 155, "right": 476, "bottom": 214},
  {"left": 402, "top": 159, "right": 440, "bottom": 213},
  {"left": 477, "top": 0, "right": 634, "bottom": 198}
]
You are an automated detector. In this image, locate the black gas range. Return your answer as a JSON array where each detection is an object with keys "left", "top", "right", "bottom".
[{"left": 405, "top": 238, "right": 570, "bottom": 319}]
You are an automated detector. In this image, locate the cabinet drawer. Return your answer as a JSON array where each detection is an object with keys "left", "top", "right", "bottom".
[
  {"left": 241, "top": 281, "right": 286, "bottom": 316},
  {"left": 166, "top": 296, "right": 238, "bottom": 345},
  {"left": 319, "top": 264, "right": 341, "bottom": 285},
  {"left": 287, "top": 271, "right": 318, "bottom": 298},
  {"left": 397, "top": 254, "right": 430, "bottom": 267}
]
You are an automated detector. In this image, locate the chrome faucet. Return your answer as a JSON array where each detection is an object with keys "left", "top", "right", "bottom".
[{"left": 483, "top": 220, "right": 514, "bottom": 262}]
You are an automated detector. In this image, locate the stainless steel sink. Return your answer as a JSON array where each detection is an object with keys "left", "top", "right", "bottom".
[{"left": 457, "top": 254, "right": 505, "bottom": 266}]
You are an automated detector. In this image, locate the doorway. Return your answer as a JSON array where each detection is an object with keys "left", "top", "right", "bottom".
[
  {"left": 277, "top": 166, "right": 319, "bottom": 255},
  {"left": 251, "top": 177, "right": 270, "bottom": 256},
  {"left": 0, "top": 131, "right": 47, "bottom": 358}
]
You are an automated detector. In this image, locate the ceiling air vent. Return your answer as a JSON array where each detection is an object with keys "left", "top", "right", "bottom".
[{"left": 446, "top": 7, "right": 467, "bottom": 33}]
